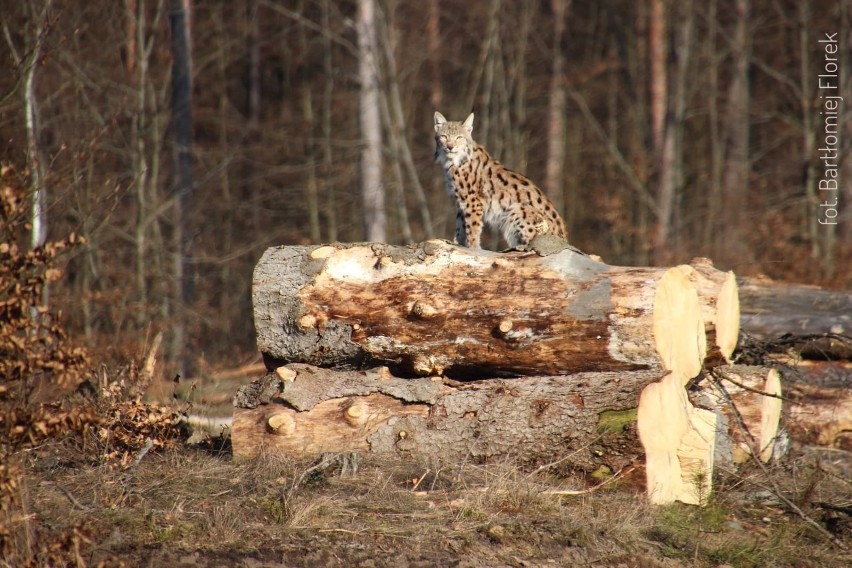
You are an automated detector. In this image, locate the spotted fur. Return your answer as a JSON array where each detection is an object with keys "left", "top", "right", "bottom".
[{"left": 434, "top": 111, "right": 568, "bottom": 249}]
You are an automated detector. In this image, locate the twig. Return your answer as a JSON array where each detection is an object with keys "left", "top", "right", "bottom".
[
  {"left": 48, "top": 481, "right": 89, "bottom": 511},
  {"left": 710, "top": 367, "right": 790, "bottom": 402},
  {"left": 710, "top": 379, "right": 848, "bottom": 550},
  {"left": 410, "top": 469, "right": 431, "bottom": 492},
  {"left": 131, "top": 437, "right": 154, "bottom": 469},
  {"left": 542, "top": 466, "right": 635, "bottom": 496},
  {"left": 121, "top": 437, "right": 154, "bottom": 497},
  {"left": 524, "top": 434, "right": 605, "bottom": 479}
]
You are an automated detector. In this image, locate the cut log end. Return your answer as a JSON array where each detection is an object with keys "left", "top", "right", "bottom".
[{"left": 653, "top": 267, "right": 706, "bottom": 380}]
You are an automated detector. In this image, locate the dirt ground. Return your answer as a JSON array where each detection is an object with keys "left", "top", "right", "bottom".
[{"left": 4, "top": 432, "right": 850, "bottom": 568}]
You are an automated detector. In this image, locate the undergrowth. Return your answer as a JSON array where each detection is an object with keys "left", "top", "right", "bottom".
[{"left": 0, "top": 166, "right": 187, "bottom": 566}]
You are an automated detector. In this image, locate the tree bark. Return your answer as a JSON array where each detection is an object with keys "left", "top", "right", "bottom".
[
  {"left": 231, "top": 364, "right": 662, "bottom": 471},
  {"left": 544, "top": 0, "right": 570, "bottom": 215},
  {"left": 718, "top": 0, "right": 751, "bottom": 263},
  {"left": 230, "top": 362, "right": 800, "bottom": 506},
  {"left": 357, "top": 0, "right": 385, "bottom": 242},
  {"left": 252, "top": 241, "right": 739, "bottom": 379},
  {"left": 738, "top": 277, "right": 852, "bottom": 341},
  {"left": 653, "top": 0, "right": 693, "bottom": 263},
  {"left": 785, "top": 379, "right": 852, "bottom": 450},
  {"left": 168, "top": 0, "right": 195, "bottom": 377}
]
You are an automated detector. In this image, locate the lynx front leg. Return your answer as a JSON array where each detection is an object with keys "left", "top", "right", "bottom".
[
  {"left": 462, "top": 201, "right": 485, "bottom": 249},
  {"left": 454, "top": 207, "right": 467, "bottom": 247}
]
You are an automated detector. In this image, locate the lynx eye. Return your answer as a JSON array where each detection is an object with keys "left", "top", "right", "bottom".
[
  {"left": 455, "top": 136, "right": 464, "bottom": 142},
  {"left": 439, "top": 135, "right": 448, "bottom": 142}
]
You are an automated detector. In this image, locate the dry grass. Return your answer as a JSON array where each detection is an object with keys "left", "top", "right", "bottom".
[{"left": 3, "top": 439, "right": 849, "bottom": 567}]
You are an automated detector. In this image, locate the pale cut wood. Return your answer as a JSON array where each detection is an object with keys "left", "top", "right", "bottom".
[
  {"left": 252, "top": 241, "right": 724, "bottom": 378},
  {"left": 677, "top": 258, "right": 740, "bottom": 363},
  {"left": 639, "top": 268, "right": 713, "bottom": 505},
  {"left": 758, "top": 370, "right": 783, "bottom": 462},
  {"left": 695, "top": 366, "right": 785, "bottom": 465}
]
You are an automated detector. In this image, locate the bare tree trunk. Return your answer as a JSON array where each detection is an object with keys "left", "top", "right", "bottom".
[
  {"left": 703, "top": 0, "right": 723, "bottom": 246},
  {"left": 841, "top": 0, "right": 852, "bottom": 240},
  {"left": 357, "top": 0, "right": 385, "bottom": 242},
  {"left": 647, "top": 0, "right": 665, "bottom": 167},
  {"left": 718, "top": 0, "right": 751, "bottom": 263},
  {"left": 168, "top": 0, "right": 194, "bottom": 376},
  {"left": 321, "top": 0, "right": 337, "bottom": 242},
  {"left": 379, "top": 4, "right": 433, "bottom": 239},
  {"left": 302, "top": 87, "right": 322, "bottom": 244},
  {"left": 648, "top": 0, "right": 667, "bottom": 260},
  {"left": 504, "top": 2, "right": 533, "bottom": 171},
  {"left": 215, "top": 2, "right": 233, "bottom": 298},
  {"left": 427, "top": 0, "right": 441, "bottom": 109},
  {"left": 247, "top": 0, "right": 261, "bottom": 229},
  {"left": 377, "top": 73, "right": 412, "bottom": 243},
  {"left": 297, "top": 0, "right": 321, "bottom": 243},
  {"left": 15, "top": 0, "right": 55, "bottom": 314},
  {"left": 544, "top": 0, "right": 570, "bottom": 216},
  {"left": 465, "top": 0, "right": 501, "bottom": 128},
  {"left": 4, "top": 0, "right": 55, "bottom": 265},
  {"left": 830, "top": 0, "right": 851, "bottom": 276},
  {"left": 653, "top": 0, "right": 693, "bottom": 263},
  {"left": 128, "top": 0, "right": 157, "bottom": 318},
  {"left": 799, "top": 3, "right": 819, "bottom": 263}
]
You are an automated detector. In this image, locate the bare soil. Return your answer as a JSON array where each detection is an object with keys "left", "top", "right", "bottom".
[{"left": 5, "top": 433, "right": 850, "bottom": 567}]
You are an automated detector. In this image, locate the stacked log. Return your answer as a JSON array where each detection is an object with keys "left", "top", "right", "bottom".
[{"left": 234, "top": 240, "right": 788, "bottom": 505}]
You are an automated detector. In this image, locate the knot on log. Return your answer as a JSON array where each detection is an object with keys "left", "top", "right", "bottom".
[
  {"left": 412, "top": 355, "right": 443, "bottom": 376},
  {"left": 342, "top": 398, "right": 370, "bottom": 427},
  {"left": 267, "top": 413, "right": 295, "bottom": 435},
  {"left": 410, "top": 300, "right": 438, "bottom": 319},
  {"left": 298, "top": 314, "right": 317, "bottom": 330}
]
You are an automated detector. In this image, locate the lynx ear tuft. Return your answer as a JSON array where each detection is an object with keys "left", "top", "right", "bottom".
[
  {"left": 462, "top": 113, "right": 474, "bottom": 132},
  {"left": 434, "top": 112, "right": 447, "bottom": 131}
]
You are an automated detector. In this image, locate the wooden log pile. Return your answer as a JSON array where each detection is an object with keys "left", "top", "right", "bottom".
[{"left": 232, "top": 239, "right": 840, "bottom": 505}]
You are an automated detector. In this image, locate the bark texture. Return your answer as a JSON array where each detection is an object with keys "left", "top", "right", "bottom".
[
  {"left": 738, "top": 278, "right": 852, "bottom": 341},
  {"left": 232, "top": 363, "right": 663, "bottom": 470},
  {"left": 252, "top": 241, "right": 737, "bottom": 378}
]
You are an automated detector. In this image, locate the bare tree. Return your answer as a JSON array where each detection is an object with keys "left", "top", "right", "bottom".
[
  {"left": 357, "top": 0, "right": 385, "bottom": 242},
  {"left": 2, "top": 2, "right": 54, "bottom": 253},
  {"left": 168, "top": 0, "right": 194, "bottom": 375},
  {"left": 321, "top": 0, "right": 338, "bottom": 242},
  {"left": 841, "top": 0, "right": 852, "bottom": 232},
  {"left": 427, "top": 0, "right": 441, "bottom": 109},
  {"left": 702, "top": 0, "right": 723, "bottom": 247},
  {"left": 380, "top": 2, "right": 433, "bottom": 239},
  {"left": 653, "top": 0, "right": 694, "bottom": 263},
  {"left": 126, "top": 0, "right": 167, "bottom": 323},
  {"left": 544, "top": 0, "right": 571, "bottom": 217},
  {"left": 718, "top": 0, "right": 751, "bottom": 263}
]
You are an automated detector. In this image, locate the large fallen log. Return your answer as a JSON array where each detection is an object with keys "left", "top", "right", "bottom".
[
  {"left": 244, "top": 242, "right": 741, "bottom": 505},
  {"left": 231, "top": 362, "right": 793, "bottom": 505},
  {"left": 231, "top": 363, "right": 662, "bottom": 472},
  {"left": 738, "top": 277, "right": 852, "bottom": 359},
  {"left": 252, "top": 240, "right": 739, "bottom": 378}
]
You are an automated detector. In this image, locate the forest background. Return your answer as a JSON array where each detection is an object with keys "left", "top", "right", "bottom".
[{"left": 2, "top": 0, "right": 850, "bottom": 379}]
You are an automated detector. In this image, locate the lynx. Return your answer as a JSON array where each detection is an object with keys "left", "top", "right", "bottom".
[{"left": 434, "top": 111, "right": 568, "bottom": 249}]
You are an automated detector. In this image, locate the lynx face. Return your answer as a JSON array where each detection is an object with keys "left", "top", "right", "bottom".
[{"left": 434, "top": 112, "right": 475, "bottom": 169}]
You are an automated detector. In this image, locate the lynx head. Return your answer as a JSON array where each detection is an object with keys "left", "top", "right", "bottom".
[{"left": 434, "top": 111, "right": 475, "bottom": 168}]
